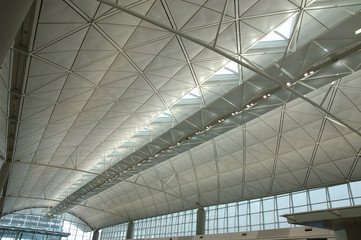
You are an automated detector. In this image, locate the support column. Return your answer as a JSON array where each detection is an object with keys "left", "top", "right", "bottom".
[
  {"left": 196, "top": 207, "right": 206, "bottom": 235},
  {"left": 0, "top": 162, "right": 11, "bottom": 194},
  {"left": 0, "top": 196, "right": 5, "bottom": 214},
  {"left": 126, "top": 221, "right": 134, "bottom": 239},
  {"left": 92, "top": 230, "right": 99, "bottom": 240},
  {"left": 0, "top": 0, "right": 35, "bottom": 64}
]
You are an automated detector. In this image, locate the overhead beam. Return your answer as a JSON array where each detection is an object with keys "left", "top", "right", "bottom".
[
  {"left": 0, "top": 0, "right": 35, "bottom": 65},
  {"left": 1, "top": 0, "right": 40, "bottom": 214},
  {"left": 16, "top": 161, "right": 100, "bottom": 176},
  {"left": 98, "top": 0, "right": 361, "bottom": 138},
  {"left": 213, "top": 0, "right": 229, "bottom": 47}
]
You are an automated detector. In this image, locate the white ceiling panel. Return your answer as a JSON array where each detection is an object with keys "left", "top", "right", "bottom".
[{"left": 2, "top": 0, "right": 361, "bottom": 231}]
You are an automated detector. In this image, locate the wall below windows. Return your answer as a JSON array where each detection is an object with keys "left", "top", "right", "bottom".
[{"left": 137, "top": 227, "right": 334, "bottom": 240}]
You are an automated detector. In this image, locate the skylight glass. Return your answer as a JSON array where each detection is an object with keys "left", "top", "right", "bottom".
[
  {"left": 261, "top": 31, "right": 285, "bottom": 42},
  {"left": 225, "top": 61, "right": 239, "bottom": 73},
  {"left": 214, "top": 61, "right": 239, "bottom": 75},
  {"left": 156, "top": 109, "right": 172, "bottom": 118},
  {"left": 259, "top": 15, "right": 295, "bottom": 43},
  {"left": 138, "top": 126, "right": 149, "bottom": 132},
  {"left": 107, "top": 56, "right": 241, "bottom": 164},
  {"left": 276, "top": 15, "right": 295, "bottom": 39},
  {"left": 136, "top": 126, "right": 151, "bottom": 135},
  {"left": 214, "top": 68, "right": 234, "bottom": 75},
  {"left": 182, "top": 88, "right": 200, "bottom": 99},
  {"left": 122, "top": 139, "right": 133, "bottom": 145}
]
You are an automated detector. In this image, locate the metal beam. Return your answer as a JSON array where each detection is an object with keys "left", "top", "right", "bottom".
[
  {"left": 0, "top": 162, "right": 11, "bottom": 195},
  {"left": 16, "top": 161, "right": 100, "bottom": 176},
  {"left": 0, "top": 0, "right": 35, "bottom": 65},
  {"left": 1, "top": 0, "right": 41, "bottom": 213},
  {"left": 213, "top": 0, "right": 229, "bottom": 47},
  {"left": 275, "top": 1, "right": 304, "bottom": 81},
  {"left": 98, "top": 0, "right": 361, "bottom": 138}
]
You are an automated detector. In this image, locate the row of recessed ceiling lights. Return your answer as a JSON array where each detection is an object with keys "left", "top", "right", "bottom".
[
  {"left": 101, "top": 92, "right": 286, "bottom": 184},
  {"left": 303, "top": 70, "right": 314, "bottom": 77},
  {"left": 54, "top": 90, "right": 283, "bottom": 212},
  {"left": 100, "top": 103, "right": 259, "bottom": 184},
  {"left": 97, "top": 80, "right": 305, "bottom": 190}
]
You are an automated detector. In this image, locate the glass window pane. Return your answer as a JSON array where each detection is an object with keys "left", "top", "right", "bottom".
[
  {"left": 251, "top": 213, "right": 259, "bottom": 225},
  {"left": 263, "top": 197, "right": 275, "bottom": 211},
  {"left": 350, "top": 181, "right": 361, "bottom": 197},
  {"left": 294, "top": 205, "right": 308, "bottom": 213},
  {"left": 277, "top": 195, "right": 290, "bottom": 209},
  {"left": 292, "top": 191, "right": 307, "bottom": 207},
  {"left": 96, "top": 181, "right": 361, "bottom": 238},
  {"left": 328, "top": 184, "right": 350, "bottom": 201},
  {"left": 331, "top": 200, "right": 351, "bottom": 208},
  {"left": 238, "top": 204, "right": 247, "bottom": 215},
  {"left": 263, "top": 211, "right": 274, "bottom": 224},
  {"left": 309, "top": 188, "right": 327, "bottom": 204},
  {"left": 250, "top": 201, "right": 260, "bottom": 213}
]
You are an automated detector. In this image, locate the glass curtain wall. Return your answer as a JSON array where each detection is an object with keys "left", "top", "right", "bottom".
[
  {"left": 100, "top": 180, "right": 361, "bottom": 239},
  {"left": 205, "top": 181, "right": 361, "bottom": 234},
  {"left": 0, "top": 209, "right": 93, "bottom": 240}
]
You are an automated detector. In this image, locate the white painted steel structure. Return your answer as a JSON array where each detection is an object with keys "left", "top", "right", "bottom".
[{"left": 1, "top": 0, "right": 361, "bottom": 232}]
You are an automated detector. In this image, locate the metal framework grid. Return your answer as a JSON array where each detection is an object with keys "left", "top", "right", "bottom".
[
  {"left": 99, "top": 180, "right": 361, "bottom": 239},
  {"left": 1, "top": 0, "right": 361, "bottom": 231}
]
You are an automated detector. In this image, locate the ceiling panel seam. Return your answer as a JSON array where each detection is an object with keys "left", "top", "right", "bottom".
[
  {"left": 268, "top": 104, "right": 287, "bottom": 194},
  {"left": 160, "top": 0, "right": 206, "bottom": 107},
  {"left": 302, "top": 79, "right": 340, "bottom": 187}
]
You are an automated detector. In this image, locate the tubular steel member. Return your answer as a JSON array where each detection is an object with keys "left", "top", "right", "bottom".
[{"left": 97, "top": 0, "right": 361, "bottom": 138}]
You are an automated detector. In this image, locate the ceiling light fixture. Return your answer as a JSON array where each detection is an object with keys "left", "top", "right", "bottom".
[{"left": 355, "top": 28, "right": 361, "bottom": 35}]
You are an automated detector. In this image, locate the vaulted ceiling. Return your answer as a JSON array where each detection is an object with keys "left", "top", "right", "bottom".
[{"left": 1, "top": 0, "right": 361, "bottom": 230}]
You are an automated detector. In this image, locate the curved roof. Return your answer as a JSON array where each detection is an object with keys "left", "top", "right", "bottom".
[{"left": 1, "top": 0, "right": 361, "bottom": 230}]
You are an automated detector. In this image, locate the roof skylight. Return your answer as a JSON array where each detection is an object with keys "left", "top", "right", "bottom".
[
  {"left": 111, "top": 60, "right": 241, "bottom": 161},
  {"left": 156, "top": 109, "right": 172, "bottom": 119},
  {"left": 182, "top": 88, "right": 200, "bottom": 99},
  {"left": 122, "top": 139, "right": 133, "bottom": 146},
  {"left": 136, "top": 126, "right": 151, "bottom": 135},
  {"left": 214, "top": 61, "right": 239, "bottom": 76},
  {"left": 259, "top": 14, "right": 296, "bottom": 43},
  {"left": 261, "top": 31, "right": 285, "bottom": 42},
  {"left": 276, "top": 15, "right": 294, "bottom": 39}
]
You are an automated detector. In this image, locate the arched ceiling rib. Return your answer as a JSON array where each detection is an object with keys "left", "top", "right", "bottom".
[{"left": 2, "top": 0, "right": 361, "bottom": 230}]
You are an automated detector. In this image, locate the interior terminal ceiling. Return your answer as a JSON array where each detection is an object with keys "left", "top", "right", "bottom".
[{"left": 1, "top": 0, "right": 361, "bottom": 230}]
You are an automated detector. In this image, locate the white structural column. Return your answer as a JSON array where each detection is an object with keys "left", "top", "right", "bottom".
[
  {"left": 0, "top": 196, "right": 5, "bottom": 214},
  {"left": 196, "top": 207, "right": 206, "bottom": 235},
  {"left": 92, "top": 230, "right": 99, "bottom": 240},
  {"left": 0, "top": 0, "right": 34, "bottom": 64},
  {"left": 0, "top": 162, "right": 11, "bottom": 194},
  {"left": 126, "top": 221, "right": 134, "bottom": 239}
]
